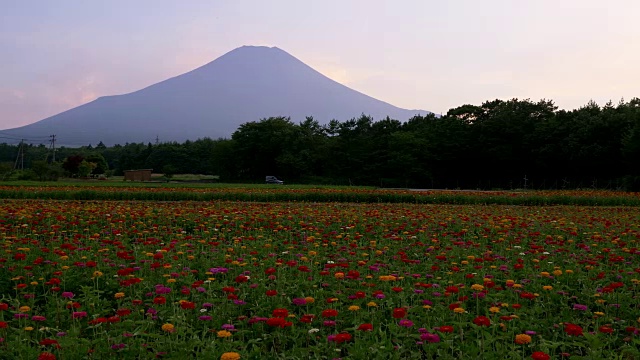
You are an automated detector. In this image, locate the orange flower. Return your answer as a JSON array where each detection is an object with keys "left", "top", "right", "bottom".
[{"left": 515, "top": 334, "right": 532, "bottom": 344}]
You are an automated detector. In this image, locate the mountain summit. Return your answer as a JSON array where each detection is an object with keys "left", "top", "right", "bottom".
[{"left": 2, "top": 46, "right": 430, "bottom": 145}]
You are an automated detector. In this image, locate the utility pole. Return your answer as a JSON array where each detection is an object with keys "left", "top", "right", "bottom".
[
  {"left": 49, "top": 134, "right": 56, "bottom": 162},
  {"left": 14, "top": 140, "right": 23, "bottom": 170},
  {"left": 155, "top": 135, "right": 159, "bottom": 145},
  {"left": 20, "top": 140, "right": 24, "bottom": 170}
]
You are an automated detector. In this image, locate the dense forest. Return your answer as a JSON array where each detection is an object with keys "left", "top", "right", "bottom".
[{"left": 1, "top": 98, "right": 640, "bottom": 190}]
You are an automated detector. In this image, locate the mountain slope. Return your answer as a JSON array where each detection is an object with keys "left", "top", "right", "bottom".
[{"left": 1, "top": 46, "right": 429, "bottom": 145}]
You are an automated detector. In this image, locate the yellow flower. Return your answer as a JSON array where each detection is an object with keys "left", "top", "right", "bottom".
[
  {"left": 167, "top": 279, "right": 176, "bottom": 283},
  {"left": 30, "top": 281, "right": 38, "bottom": 285},
  {"left": 540, "top": 272, "right": 550, "bottom": 277},
  {"left": 471, "top": 284, "right": 484, "bottom": 291},
  {"left": 19, "top": 306, "right": 30, "bottom": 312},
  {"left": 565, "top": 270, "right": 574, "bottom": 274},
  {"left": 596, "top": 299, "right": 606, "bottom": 304},
  {"left": 304, "top": 297, "right": 315, "bottom": 304},
  {"left": 367, "top": 301, "right": 377, "bottom": 307},
  {"left": 93, "top": 271, "right": 103, "bottom": 277},
  {"left": 379, "top": 275, "right": 397, "bottom": 281},
  {"left": 553, "top": 270, "right": 563, "bottom": 276},
  {"left": 348, "top": 305, "right": 360, "bottom": 311},
  {"left": 542, "top": 286, "right": 553, "bottom": 291},
  {"left": 217, "top": 330, "right": 232, "bottom": 338},
  {"left": 515, "top": 334, "right": 532, "bottom": 344},
  {"left": 512, "top": 284, "right": 523, "bottom": 289},
  {"left": 453, "top": 307, "right": 465, "bottom": 313},
  {"left": 423, "top": 305, "right": 432, "bottom": 309},
  {"left": 594, "top": 312, "right": 605, "bottom": 316},
  {"left": 220, "top": 352, "right": 241, "bottom": 360},
  {"left": 334, "top": 272, "right": 345, "bottom": 279},
  {"left": 24, "top": 326, "right": 34, "bottom": 331},
  {"left": 489, "top": 307, "right": 501, "bottom": 313},
  {"left": 161, "top": 323, "right": 175, "bottom": 332},
  {"left": 114, "top": 292, "right": 125, "bottom": 299}
]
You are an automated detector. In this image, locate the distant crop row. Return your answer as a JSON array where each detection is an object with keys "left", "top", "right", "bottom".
[{"left": 1, "top": 185, "right": 640, "bottom": 206}]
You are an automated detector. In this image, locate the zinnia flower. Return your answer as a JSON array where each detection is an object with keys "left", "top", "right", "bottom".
[
  {"left": 220, "top": 352, "right": 241, "bottom": 360},
  {"left": 161, "top": 323, "right": 175, "bottom": 332},
  {"left": 531, "top": 351, "right": 550, "bottom": 360},
  {"left": 564, "top": 323, "right": 583, "bottom": 336},
  {"left": 392, "top": 308, "right": 406, "bottom": 319},
  {"left": 515, "top": 334, "right": 532, "bottom": 344},
  {"left": 473, "top": 316, "right": 491, "bottom": 327}
]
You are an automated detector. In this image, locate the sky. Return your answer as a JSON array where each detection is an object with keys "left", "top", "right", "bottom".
[{"left": 1, "top": 0, "right": 639, "bottom": 129}]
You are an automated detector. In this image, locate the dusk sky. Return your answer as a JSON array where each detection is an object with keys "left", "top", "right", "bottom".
[{"left": 1, "top": 0, "right": 639, "bottom": 129}]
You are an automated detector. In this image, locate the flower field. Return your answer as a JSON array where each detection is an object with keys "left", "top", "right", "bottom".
[{"left": 1, "top": 198, "right": 640, "bottom": 359}]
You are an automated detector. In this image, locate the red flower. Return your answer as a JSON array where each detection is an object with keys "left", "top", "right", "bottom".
[
  {"left": 272, "top": 308, "right": 289, "bottom": 318},
  {"left": 297, "top": 266, "right": 311, "bottom": 272},
  {"left": 265, "top": 290, "right": 278, "bottom": 297},
  {"left": 438, "top": 326, "right": 454, "bottom": 333},
  {"left": 445, "top": 286, "right": 459, "bottom": 294},
  {"left": 222, "top": 286, "right": 236, "bottom": 293},
  {"left": 392, "top": 287, "right": 403, "bottom": 293},
  {"left": 266, "top": 317, "right": 286, "bottom": 327},
  {"left": 0, "top": 303, "right": 8, "bottom": 311},
  {"left": 39, "top": 338, "right": 59, "bottom": 347},
  {"left": 153, "top": 296, "right": 166, "bottom": 305},
  {"left": 531, "top": 351, "right": 550, "bottom": 360},
  {"left": 37, "top": 353, "right": 56, "bottom": 360},
  {"left": 354, "top": 291, "right": 366, "bottom": 299},
  {"left": 180, "top": 301, "right": 195, "bottom": 310},
  {"left": 473, "top": 316, "right": 491, "bottom": 327},
  {"left": 598, "top": 325, "right": 614, "bottom": 334},
  {"left": 235, "top": 275, "right": 248, "bottom": 283},
  {"left": 334, "top": 333, "right": 352, "bottom": 343},
  {"left": 321, "top": 309, "right": 338, "bottom": 318},
  {"left": 116, "top": 308, "right": 131, "bottom": 317},
  {"left": 448, "top": 303, "right": 461, "bottom": 311},
  {"left": 564, "top": 323, "right": 583, "bottom": 336},
  {"left": 358, "top": 323, "right": 374, "bottom": 331},
  {"left": 0, "top": 321, "right": 8, "bottom": 328},
  {"left": 392, "top": 307, "right": 407, "bottom": 319},
  {"left": 520, "top": 292, "right": 536, "bottom": 300},
  {"left": 512, "top": 303, "right": 522, "bottom": 310},
  {"left": 300, "top": 314, "right": 315, "bottom": 323}
]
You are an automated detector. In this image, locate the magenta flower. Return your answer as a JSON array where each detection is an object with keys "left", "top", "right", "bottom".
[
  {"left": 292, "top": 298, "right": 307, "bottom": 306},
  {"left": 420, "top": 332, "right": 441, "bottom": 343},
  {"left": 72, "top": 311, "right": 87, "bottom": 319},
  {"left": 61, "top": 292, "right": 74, "bottom": 299},
  {"left": 399, "top": 319, "right": 414, "bottom": 328}
]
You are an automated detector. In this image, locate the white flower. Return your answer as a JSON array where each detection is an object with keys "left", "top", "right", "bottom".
[
  {"left": 308, "top": 328, "right": 320, "bottom": 334},
  {"left": 200, "top": 309, "right": 208, "bottom": 313}
]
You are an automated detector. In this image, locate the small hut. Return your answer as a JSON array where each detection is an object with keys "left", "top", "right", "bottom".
[{"left": 123, "top": 169, "right": 153, "bottom": 181}]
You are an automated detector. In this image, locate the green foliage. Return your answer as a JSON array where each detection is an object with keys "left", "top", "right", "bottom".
[
  {"left": 78, "top": 160, "right": 97, "bottom": 178},
  {"left": 2, "top": 97, "right": 640, "bottom": 189}
]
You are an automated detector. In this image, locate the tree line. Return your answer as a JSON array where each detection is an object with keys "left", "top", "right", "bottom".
[{"left": 1, "top": 97, "right": 640, "bottom": 190}]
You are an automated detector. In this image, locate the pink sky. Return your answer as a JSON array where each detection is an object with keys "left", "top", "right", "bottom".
[{"left": 1, "top": 0, "right": 639, "bottom": 129}]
